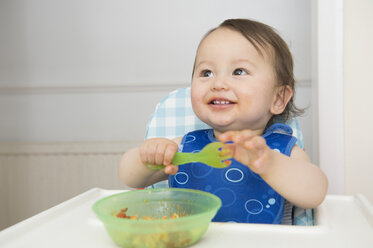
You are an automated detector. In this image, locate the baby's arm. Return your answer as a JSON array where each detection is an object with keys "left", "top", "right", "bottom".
[
  {"left": 118, "top": 137, "right": 181, "bottom": 188},
  {"left": 219, "top": 130, "right": 328, "bottom": 209}
]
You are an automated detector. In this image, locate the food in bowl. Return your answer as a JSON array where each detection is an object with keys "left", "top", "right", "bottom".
[
  {"left": 116, "top": 207, "right": 182, "bottom": 220},
  {"left": 92, "top": 188, "right": 221, "bottom": 248}
]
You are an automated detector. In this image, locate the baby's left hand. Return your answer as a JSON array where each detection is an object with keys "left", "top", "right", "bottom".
[{"left": 219, "top": 130, "right": 274, "bottom": 175}]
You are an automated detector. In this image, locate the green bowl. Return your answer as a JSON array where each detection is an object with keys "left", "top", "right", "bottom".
[{"left": 92, "top": 188, "right": 221, "bottom": 248}]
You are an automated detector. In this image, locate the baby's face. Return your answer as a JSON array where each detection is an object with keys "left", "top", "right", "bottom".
[{"left": 191, "top": 28, "right": 279, "bottom": 136}]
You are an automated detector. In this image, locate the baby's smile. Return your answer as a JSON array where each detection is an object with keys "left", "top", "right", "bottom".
[
  {"left": 208, "top": 98, "right": 236, "bottom": 109},
  {"left": 209, "top": 99, "right": 235, "bottom": 105}
]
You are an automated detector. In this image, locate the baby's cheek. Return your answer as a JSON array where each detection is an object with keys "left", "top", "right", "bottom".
[
  {"left": 240, "top": 97, "right": 251, "bottom": 108},
  {"left": 191, "top": 90, "right": 202, "bottom": 105},
  {"left": 191, "top": 95, "right": 204, "bottom": 115}
]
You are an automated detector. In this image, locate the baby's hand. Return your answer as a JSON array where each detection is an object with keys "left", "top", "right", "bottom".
[
  {"left": 139, "top": 138, "right": 179, "bottom": 175},
  {"left": 219, "top": 130, "right": 273, "bottom": 175}
]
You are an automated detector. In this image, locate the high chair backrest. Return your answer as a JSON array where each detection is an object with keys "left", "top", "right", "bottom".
[{"left": 144, "top": 87, "right": 313, "bottom": 225}]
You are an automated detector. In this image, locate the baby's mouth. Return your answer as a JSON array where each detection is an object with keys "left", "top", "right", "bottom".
[{"left": 209, "top": 99, "right": 236, "bottom": 105}]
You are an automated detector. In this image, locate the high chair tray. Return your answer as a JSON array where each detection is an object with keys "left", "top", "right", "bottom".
[{"left": 0, "top": 188, "right": 372, "bottom": 248}]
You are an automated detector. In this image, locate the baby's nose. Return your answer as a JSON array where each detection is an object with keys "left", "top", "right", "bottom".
[{"left": 211, "top": 76, "right": 229, "bottom": 90}]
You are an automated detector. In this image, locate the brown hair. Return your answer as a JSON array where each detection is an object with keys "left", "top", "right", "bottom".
[{"left": 193, "top": 18, "right": 304, "bottom": 125}]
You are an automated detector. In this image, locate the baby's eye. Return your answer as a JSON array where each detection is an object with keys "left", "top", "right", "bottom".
[
  {"left": 233, "top": 68, "right": 247, "bottom": 76},
  {"left": 201, "top": 70, "right": 214, "bottom": 77}
]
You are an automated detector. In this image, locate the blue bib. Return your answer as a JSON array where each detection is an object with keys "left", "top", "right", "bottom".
[{"left": 169, "top": 123, "right": 297, "bottom": 224}]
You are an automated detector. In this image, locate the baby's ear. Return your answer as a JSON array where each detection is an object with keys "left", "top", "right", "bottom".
[{"left": 270, "top": 85, "right": 293, "bottom": 115}]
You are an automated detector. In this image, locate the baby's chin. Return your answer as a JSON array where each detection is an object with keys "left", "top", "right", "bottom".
[
  {"left": 198, "top": 116, "right": 251, "bottom": 133},
  {"left": 210, "top": 122, "right": 265, "bottom": 137},
  {"left": 210, "top": 124, "right": 239, "bottom": 137}
]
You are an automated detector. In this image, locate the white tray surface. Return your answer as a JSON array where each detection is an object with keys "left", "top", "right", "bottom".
[{"left": 0, "top": 188, "right": 372, "bottom": 248}]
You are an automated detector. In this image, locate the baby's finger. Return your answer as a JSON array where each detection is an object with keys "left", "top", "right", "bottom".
[
  {"left": 163, "top": 143, "right": 178, "bottom": 165},
  {"left": 139, "top": 143, "right": 147, "bottom": 164},
  {"left": 140, "top": 142, "right": 156, "bottom": 165},
  {"left": 244, "top": 136, "right": 267, "bottom": 151},
  {"left": 231, "top": 130, "right": 256, "bottom": 144},
  {"left": 154, "top": 143, "right": 166, "bottom": 165},
  {"left": 218, "top": 131, "right": 239, "bottom": 142},
  {"left": 164, "top": 165, "right": 179, "bottom": 175},
  {"left": 252, "top": 149, "right": 272, "bottom": 172}
]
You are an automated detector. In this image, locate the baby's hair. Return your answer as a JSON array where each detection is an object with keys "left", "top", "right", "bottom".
[{"left": 193, "top": 18, "right": 304, "bottom": 126}]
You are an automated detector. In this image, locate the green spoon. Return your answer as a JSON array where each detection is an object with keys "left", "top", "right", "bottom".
[{"left": 146, "top": 142, "right": 232, "bottom": 170}]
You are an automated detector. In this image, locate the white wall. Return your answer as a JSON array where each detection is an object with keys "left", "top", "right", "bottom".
[
  {"left": 316, "top": 0, "right": 373, "bottom": 203},
  {"left": 0, "top": 0, "right": 313, "bottom": 152},
  {"left": 344, "top": 0, "right": 373, "bottom": 202},
  {"left": 0, "top": 0, "right": 311, "bottom": 88},
  {"left": 315, "top": 0, "right": 345, "bottom": 195}
]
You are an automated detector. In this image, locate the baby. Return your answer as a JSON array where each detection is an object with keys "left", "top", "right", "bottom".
[{"left": 119, "top": 19, "right": 328, "bottom": 224}]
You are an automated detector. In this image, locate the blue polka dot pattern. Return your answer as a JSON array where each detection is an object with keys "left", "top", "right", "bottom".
[{"left": 169, "top": 123, "right": 297, "bottom": 224}]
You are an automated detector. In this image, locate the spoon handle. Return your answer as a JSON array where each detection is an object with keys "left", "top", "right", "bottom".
[
  {"left": 171, "top": 152, "right": 198, "bottom": 166},
  {"left": 145, "top": 152, "right": 197, "bottom": 170}
]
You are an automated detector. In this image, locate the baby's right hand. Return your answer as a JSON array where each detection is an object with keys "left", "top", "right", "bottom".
[{"left": 139, "top": 138, "right": 179, "bottom": 175}]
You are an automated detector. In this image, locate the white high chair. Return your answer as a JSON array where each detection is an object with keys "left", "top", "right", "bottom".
[{"left": 145, "top": 87, "right": 313, "bottom": 225}]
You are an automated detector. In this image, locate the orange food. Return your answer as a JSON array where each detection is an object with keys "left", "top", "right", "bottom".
[
  {"left": 116, "top": 208, "right": 181, "bottom": 220},
  {"left": 170, "top": 213, "right": 179, "bottom": 219},
  {"left": 116, "top": 208, "right": 129, "bottom": 218}
]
